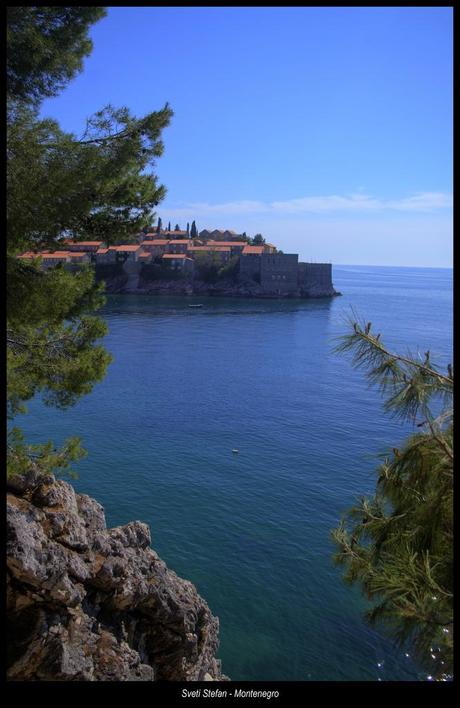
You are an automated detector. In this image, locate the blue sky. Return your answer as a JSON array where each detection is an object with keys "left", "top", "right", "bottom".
[{"left": 40, "top": 7, "right": 453, "bottom": 266}]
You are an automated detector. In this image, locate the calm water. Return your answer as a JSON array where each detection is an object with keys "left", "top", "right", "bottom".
[{"left": 18, "top": 265, "right": 453, "bottom": 681}]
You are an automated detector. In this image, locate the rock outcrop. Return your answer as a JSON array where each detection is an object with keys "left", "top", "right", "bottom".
[
  {"left": 7, "top": 471, "right": 227, "bottom": 681},
  {"left": 105, "top": 275, "right": 340, "bottom": 298}
]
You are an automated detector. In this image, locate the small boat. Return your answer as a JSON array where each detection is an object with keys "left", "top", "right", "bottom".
[
  {"left": 188, "top": 304, "right": 203, "bottom": 308},
  {"left": 232, "top": 449, "right": 239, "bottom": 454}
]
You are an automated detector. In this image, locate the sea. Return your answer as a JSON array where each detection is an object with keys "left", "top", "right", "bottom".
[{"left": 16, "top": 265, "right": 453, "bottom": 681}]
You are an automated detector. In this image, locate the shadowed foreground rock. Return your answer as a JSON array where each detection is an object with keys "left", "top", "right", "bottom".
[{"left": 7, "top": 472, "right": 227, "bottom": 681}]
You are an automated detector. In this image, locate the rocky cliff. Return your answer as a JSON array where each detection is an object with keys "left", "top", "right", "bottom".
[
  {"left": 7, "top": 471, "right": 227, "bottom": 681},
  {"left": 104, "top": 274, "right": 339, "bottom": 298}
]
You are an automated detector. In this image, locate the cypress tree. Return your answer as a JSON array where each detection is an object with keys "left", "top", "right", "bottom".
[
  {"left": 190, "top": 221, "right": 197, "bottom": 239},
  {"left": 156, "top": 217, "right": 162, "bottom": 234}
]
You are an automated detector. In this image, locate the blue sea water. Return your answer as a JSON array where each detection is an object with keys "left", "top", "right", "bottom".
[{"left": 17, "top": 265, "right": 453, "bottom": 681}]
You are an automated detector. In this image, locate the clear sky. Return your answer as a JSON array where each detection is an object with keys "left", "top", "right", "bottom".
[{"left": 40, "top": 7, "right": 453, "bottom": 267}]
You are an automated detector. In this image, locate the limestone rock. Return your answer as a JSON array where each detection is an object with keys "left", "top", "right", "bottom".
[{"left": 7, "top": 475, "right": 228, "bottom": 682}]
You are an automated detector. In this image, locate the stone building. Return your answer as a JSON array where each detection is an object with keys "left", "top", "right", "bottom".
[
  {"left": 141, "top": 239, "right": 170, "bottom": 257},
  {"left": 238, "top": 252, "right": 334, "bottom": 296},
  {"left": 64, "top": 240, "right": 104, "bottom": 253},
  {"left": 167, "top": 240, "right": 190, "bottom": 254},
  {"left": 199, "top": 229, "right": 243, "bottom": 241},
  {"left": 298, "top": 263, "right": 334, "bottom": 295},
  {"left": 162, "top": 253, "right": 195, "bottom": 275},
  {"left": 109, "top": 244, "right": 142, "bottom": 262},
  {"left": 260, "top": 253, "right": 299, "bottom": 293},
  {"left": 95, "top": 248, "right": 116, "bottom": 264}
]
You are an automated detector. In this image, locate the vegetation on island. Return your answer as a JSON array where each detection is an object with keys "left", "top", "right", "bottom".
[
  {"left": 332, "top": 320, "right": 453, "bottom": 680},
  {"left": 7, "top": 7, "right": 172, "bottom": 478}
]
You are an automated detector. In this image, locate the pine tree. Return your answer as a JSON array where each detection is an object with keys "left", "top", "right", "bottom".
[
  {"left": 7, "top": 8, "right": 173, "bottom": 479},
  {"left": 331, "top": 319, "right": 453, "bottom": 680},
  {"left": 175, "top": 224, "right": 180, "bottom": 232},
  {"left": 7, "top": 7, "right": 106, "bottom": 113}
]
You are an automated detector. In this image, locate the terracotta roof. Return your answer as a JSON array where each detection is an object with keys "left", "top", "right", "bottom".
[
  {"left": 211, "top": 247, "right": 231, "bottom": 252},
  {"left": 108, "top": 245, "right": 141, "bottom": 252},
  {"left": 207, "top": 241, "right": 246, "bottom": 247},
  {"left": 167, "top": 240, "right": 190, "bottom": 244},
  {"left": 242, "top": 246, "right": 265, "bottom": 255},
  {"left": 188, "top": 246, "right": 213, "bottom": 251},
  {"left": 142, "top": 240, "right": 170, "bottom": 246},
  {"left": 96, "top": 248, "right": 110, "bottom": 254},
  {"left": 162, "top": 253, "right": 187, "bottom": 259},
  {"left": 41, "top": 252, "right": 71, "bottom": 259},
  {"left": 64, "top": 240, "right": 103, "bottom": 246},
  {"left": 69, "top": 252, "right": 88, "bottom": 258}
]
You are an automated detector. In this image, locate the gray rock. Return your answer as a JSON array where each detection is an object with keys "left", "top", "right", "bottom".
[{"left": 7, "top": 478, "right": 228, "bottom": 682}]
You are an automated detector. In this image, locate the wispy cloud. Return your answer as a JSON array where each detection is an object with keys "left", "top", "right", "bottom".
[{"left": 167, "top": 192, "right": 452, "bottom": 217}]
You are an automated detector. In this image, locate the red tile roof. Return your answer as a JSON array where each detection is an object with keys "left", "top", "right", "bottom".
[
  {"left": 64, "top": 240, "right": 104, "bottom": 246},
  {"left": 108, "top": 245, "right": 141, "bottom": 252},
  {"left": 142, "top": 240, "right": 170, "bottom": 246},
  {"left": 207, "top": 241, "right": 246, "bottom": 247},
  {"left": 242, "top": 245, "right": 265, "bottom": 255},
  {"left": 162, "top": 253, "right": 187, "bottom": 259},
  {"left": 41, "top": 252, "right": 71, "bottom": 259}
]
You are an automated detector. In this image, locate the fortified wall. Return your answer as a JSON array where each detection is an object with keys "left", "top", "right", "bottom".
[{"left": 239, "top": 253, "right": 335, "bottom": 297}]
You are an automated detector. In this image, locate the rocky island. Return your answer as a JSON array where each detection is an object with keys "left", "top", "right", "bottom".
[
  {"left": 19, "top": 227, "right": 340, "bottom": 299},
  {"left": 7, "top": 470, "right": 227, "bottom": 682}
]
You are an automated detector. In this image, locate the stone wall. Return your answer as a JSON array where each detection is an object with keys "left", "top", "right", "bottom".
[
  {"left": 298, "top": 263, "right": 334, "bottom": 296},
  {"left": 260, "top": 254, "right": 299, "bottom": 294},
  {"left": 238, "top": 254, "right": 261, "bottom": 283}
]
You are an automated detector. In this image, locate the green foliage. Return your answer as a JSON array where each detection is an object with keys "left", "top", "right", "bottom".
[
  {"left": 7, "top": 428, "right": 86, "bottom": 480},
  {"left": 251, "top": 233, "right": 265, "bottom": 245},
  {"left": 331, "top": 319, "right": 453, "bottom": 680},
  {"left": 193, "top": 252, "right": 223, "bottom": 283},
  {"left": 8, "top": 102, "right": 172, "bottom": 255},
  {"left": 7, "top": 7, "right": 106, "bottom": 113},
  {"left": 156, "top": 217, "right": 162, "bottom": 234},
  {"left": 7, "top": 8, "right": 172, "bottom": 481},
  {"left": 7, "top": 260, "right": 112, "bottom": 419},
  {"left": 193, "top": 253, "right": 240, "bottom": 283},
  {"left": 217, "top": 255, "right": 240, "bottom": 283},
  {"left": 190, "top": 220, "right": 198, "bottom": 239}
]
